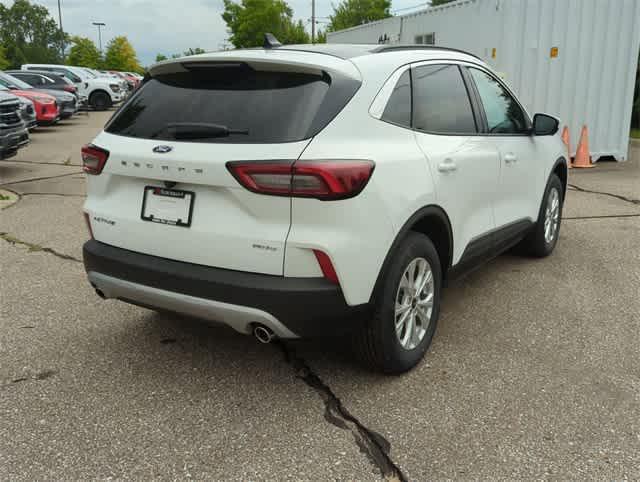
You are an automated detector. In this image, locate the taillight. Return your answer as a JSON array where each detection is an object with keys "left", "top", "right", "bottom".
[
  {"left": 226, "top": 160, "right": 374, "bottom": 200},
  {"left": 81, "top": 144, "right": 109, "bottom": 175},
  {"left": 63, "top": 85, "right": 77, "bottom": 93},
  {"left": 313, "top": 249, "right": 339, "bottom": 284}
]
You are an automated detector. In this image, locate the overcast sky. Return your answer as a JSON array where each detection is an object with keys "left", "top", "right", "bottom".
[{"left": 0, "top": 0, "right": 429, "bottom": 65}]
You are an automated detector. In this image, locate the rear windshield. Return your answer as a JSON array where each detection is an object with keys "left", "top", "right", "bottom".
[{"left": 105, "top": 64, "right": 360, "bottom": 143}]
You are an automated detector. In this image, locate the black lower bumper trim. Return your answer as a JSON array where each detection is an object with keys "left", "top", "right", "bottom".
[{"left": 83, "top": 240, "right": 368, "bottom": 337}]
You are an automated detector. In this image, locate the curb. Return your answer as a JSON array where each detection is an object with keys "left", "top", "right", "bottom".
[{"left": 0, "top": 189, "right": 20, "bottom": 210}]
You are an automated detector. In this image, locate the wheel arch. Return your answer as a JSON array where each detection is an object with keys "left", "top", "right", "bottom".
[
  {"left": 89, "top": 89, "right": 112, "bottom": 107},
  {"left": 551, "top": 156, "right": 568, "bottom": 199},
  {"left": 370, "top": 205, "right": 453, "bottom": 303}
]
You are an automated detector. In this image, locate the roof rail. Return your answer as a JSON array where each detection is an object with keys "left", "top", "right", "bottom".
[{"left": 373, "top": 44, "right": 482, "bottom": 61}]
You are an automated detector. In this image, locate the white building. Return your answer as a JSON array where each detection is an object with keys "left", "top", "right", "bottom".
[{"left": 327, "top": 0, "right": 640, "bottom": 161}]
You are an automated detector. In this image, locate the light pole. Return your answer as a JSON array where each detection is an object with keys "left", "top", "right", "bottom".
[
  {"left": 57, "top": 0, "right": 64, "bottom": 59},
  {"left": 92, "top": 22, "right": 106, "bottom": 54},
  {"left": 311, "top": 0, "right": 316, "bottom": 44}
]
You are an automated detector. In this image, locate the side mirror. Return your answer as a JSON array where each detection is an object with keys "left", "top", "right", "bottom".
[{"left": 533, "top": 113, "right": 559, "bottom": 136}]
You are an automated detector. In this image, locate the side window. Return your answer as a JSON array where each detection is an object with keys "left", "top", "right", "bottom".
[
  {"left": 381, "top": 69, "right": 411, "bottom": 128},
  {"left": 412, "top": 64, "right": 477, "bottom": 134},
  {"left": 23, "top": 74, "right": 40, "bottom": 85},
  {"left": 468, "top": 68, "right": 529, "bottom": 134}
]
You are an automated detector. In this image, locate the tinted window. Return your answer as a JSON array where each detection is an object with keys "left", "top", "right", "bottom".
[
  {"left": 52, "top": 68, "right": 81, "bottom": 83},
  {"left": 12, "top": 73, "right": 38, "bottom": 85},
  {"left": 469, "top": 68, "right": 529, "bottom": 134},
  {"left": 412, "top": 64, "right": 476, "bottom": 134},
  {"left": 106, "top": 65, "right": 358, "bottom": 143},
  {"left": 381, "top": 70, "right": 411, "bottom": 128}
]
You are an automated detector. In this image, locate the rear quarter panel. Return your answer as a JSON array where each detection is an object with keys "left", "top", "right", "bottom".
[{"left": 287, "top": 57, "right": 437, "bottom": 306}]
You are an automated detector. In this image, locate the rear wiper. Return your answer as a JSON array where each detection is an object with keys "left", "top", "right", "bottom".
[{"left": 166, "top": 122, "right": 249, "bottom": 140}]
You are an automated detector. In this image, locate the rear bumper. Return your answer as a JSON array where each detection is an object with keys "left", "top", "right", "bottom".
[{"left": 83, "top": 240, "right": 368, "bottom": 338}]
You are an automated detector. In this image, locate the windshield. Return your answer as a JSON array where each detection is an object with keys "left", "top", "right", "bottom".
[
  {"left": 105, "top": 64, "right": 360, "bottom": 144},
  {"left": 0, "top": 72, "right": 32, "bottom": 90}
]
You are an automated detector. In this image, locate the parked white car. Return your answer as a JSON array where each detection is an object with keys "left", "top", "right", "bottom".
[
  {"left": 21, "top": 64, "right": 124, "bottom": 110},
  {"left": 81, "top": 42, "right": 567, "bottom": 373},
  {"left": 79, "top": 68, "right": 128, "bottom": 94}
]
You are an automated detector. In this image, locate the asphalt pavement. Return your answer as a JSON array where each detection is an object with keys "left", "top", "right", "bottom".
[{"left": 1, "top": 113, "right": 639, "bottom": 480}]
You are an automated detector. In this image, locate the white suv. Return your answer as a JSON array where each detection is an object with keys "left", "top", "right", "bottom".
[
  {"left": 21, "top": 64, "right": 124, "bottom": 110},
  {"left": 81, "top": 42, "right": 567, "bottom": 373}
]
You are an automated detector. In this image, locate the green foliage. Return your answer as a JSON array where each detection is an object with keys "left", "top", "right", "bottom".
[
  {"left": 0, "top": 45, "right": 10, "bottom": 70},
  {"left": 315, "top": 30, "right": 327, "bottom": 44},
  {"left": 103, "top": 36, "right": 142, "bottom": 73},
  {"left": 222, "top": 0, "right": 309, "bottom": 48},
  {"left": 155, "top": 48, "right": 205, "bottom": 63},
  {"left": 0, "top": 0, "right": 65, "bottom": 68},
  {"left": 430, "top": 0, "right": 456, "bottom": 6},
  {"left": 66, "top": 36, "right": 101, "bottom": 68},
  {"left": 183, "top": 47, "right": 206, "bottom": 56},
  {"left": 327, "top": 0, "right": 391, "bottom": 32}
]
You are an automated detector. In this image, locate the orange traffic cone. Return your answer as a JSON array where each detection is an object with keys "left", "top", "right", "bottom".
[
  {"left": 573, "top": 125, "right": 595, "bottom": 168},
  {"left": 561, "top": 126, "right": 573, "bottom": 169}
]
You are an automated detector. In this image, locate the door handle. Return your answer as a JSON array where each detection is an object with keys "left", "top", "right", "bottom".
[
  {"left": 437, "top": 158, "right": 458, "bottom": 173},
  {"left": 504, "top": 153, "right": 517, "bottom": 164}
]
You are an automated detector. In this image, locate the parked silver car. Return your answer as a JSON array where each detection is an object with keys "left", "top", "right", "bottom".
[{"left": 0, "top": 91, "right": 29, "bottom": 160}]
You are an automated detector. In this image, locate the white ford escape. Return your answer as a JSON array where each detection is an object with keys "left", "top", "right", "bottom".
[{"left": 82, "top": 40, "right": 567, "bottom": 373}]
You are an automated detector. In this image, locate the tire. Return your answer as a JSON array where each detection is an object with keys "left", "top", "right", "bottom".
[
  {"left": 518, "top": 174, "right": 564, "bottom": 257},
  {"left": 90, "top": 91, "right": 111, "bottom": 111},
  {"left": 355, "top": 232, "right": 442, "bottom": 374}
]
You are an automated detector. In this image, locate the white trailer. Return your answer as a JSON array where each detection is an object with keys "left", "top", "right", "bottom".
[{"left": 327, "top": 0, "right": 640, "bottom": 161}]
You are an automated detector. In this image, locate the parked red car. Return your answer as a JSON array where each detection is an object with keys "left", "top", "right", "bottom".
[{"left": 0, "top": 86, "right": 59, "bottom": 125}]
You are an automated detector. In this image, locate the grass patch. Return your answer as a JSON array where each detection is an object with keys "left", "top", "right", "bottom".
[
  {"left": 0, "top": 194, "right": 10, "bottom": 201},
  {"left": 631, "top": 128, "right": 640, "bottom": 139}
]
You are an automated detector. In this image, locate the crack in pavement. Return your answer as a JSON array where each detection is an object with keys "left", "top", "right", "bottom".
[
  {"left": 2, "top": 369, "right": 58, "bottom": 389},
  {"left": 564, "top": 214, "right": 640, "bottom": 220},
  {"left": 0, "top": 232, "right": 82, "bottom": 263},
  {"left": 277, "top": 341, "right": 407, "bottom": 482},
  {"left": 0, "top": 171, "right": 84, "bottom": 187},
  {"left": 20, "top": 192, "right": 86, "bottom": 198},
  {"left": 568, "top": 183, "right": 640, "bottom": 206},
  {"left": 5, "top": 159, "right": 78, "bottom": 166}
]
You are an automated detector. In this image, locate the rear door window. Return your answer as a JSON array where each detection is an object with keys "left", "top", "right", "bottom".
[
  {"left": 381, "top": 69, "right": 412, "bottom": 128},
  {"left": 411, "top": 64, "right": 477, "bottom": 134},
  {"left": 106, "top": 64, "right": 360, "bottom": 143}
]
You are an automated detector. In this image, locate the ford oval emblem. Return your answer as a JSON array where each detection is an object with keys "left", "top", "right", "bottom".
[{"left": 153, "top": 145, "right": 173, "bottom": 154}]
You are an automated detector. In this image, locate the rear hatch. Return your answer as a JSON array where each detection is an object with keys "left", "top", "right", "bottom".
[{"left": 84, "top": 53, "right": 361, "bottom": 275}]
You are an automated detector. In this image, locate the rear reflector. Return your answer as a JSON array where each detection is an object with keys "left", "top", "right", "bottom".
[
  {"left": 226, "top": 160, "right": 374, "bottom": 200},
  {"left": 313, "top": 249, "right": 339, "bottom": 284},
  {"left": 81, "top": 144, "right": 109, "bottom": 175}
]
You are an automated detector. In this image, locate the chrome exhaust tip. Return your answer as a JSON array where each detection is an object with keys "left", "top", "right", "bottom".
[{"left": 253, "top": 324, "right": 275, "bottom": 344}]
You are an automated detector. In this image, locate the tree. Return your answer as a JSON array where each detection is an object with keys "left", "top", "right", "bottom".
[
  {"left": 0, "top": 0, "right": 65, "bottom": 68},
  {"left": 315, "top": 30, "right": 327, "bottom": 44},
  {"left": 430, "top": 0, "right": 456, "bottom": 6},
  {"left": 0, "top": 45, "right": 10, "bottom": 70},
  {"left": 103, "top": 36, "right": 142, "bottom": 73},
  {"left": 155, "top": 53, "right": 168, "bottom": 62},
  {"left": 66, "top": 36, "right": 101, "bottom": 68},
  {"left": 222, "top": 0, "right": 309, "bottom": 48},
  {"left": 183, "top": 47, "right": 206, "bottom": 56},
  {"left": 327, "top": 0, "right": 391, "bottom": 32}
]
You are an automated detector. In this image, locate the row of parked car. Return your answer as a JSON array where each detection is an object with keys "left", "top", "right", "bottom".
[{"left": 0, "top": 65, "right": 143, "bottom": 161}]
